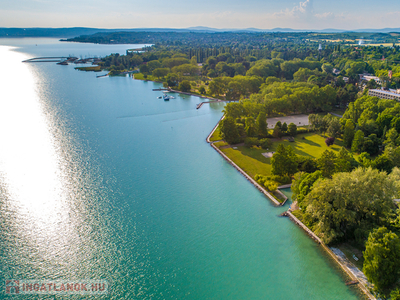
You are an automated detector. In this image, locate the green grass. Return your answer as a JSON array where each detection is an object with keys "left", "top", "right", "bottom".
[
  {"left": 133, "top": 73, "right": 158, "bottom": 81},
  {"left": 209, "top": 126, "right": 222, "bottom": 142},
  {"left": 75, "top": 65, "right": 102, "bottom": 72},
  {"left": 216, "top": 132, "right": 345, "bottom": 179},
  {"left": 221, "top": 146, "right": 271, "bottom": 178},
  {"left": 214, "top": 141, "right": 228, "bottom": 148}
]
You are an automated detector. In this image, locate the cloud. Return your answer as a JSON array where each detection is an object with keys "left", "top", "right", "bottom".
[
  {"left": 292, "top": 0, "right": 314, "bottom": 15},
  {"left": 315, "top": 12, "right": 335, "bottom": 20}
]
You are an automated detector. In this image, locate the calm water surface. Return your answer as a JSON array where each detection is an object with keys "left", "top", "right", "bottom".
[{"left": 0, "top": 39, "right": 361, "bottom": 299}]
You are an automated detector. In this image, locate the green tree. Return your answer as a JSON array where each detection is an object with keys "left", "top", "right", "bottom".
[
  {"left": 152, "top": 68, "right": 169, "bottom": 79},
  {"left": 245, "top": 117, "right": 256, "bottom": 137},
  {"left": 178, "top": 80, "right": 191, "bottom": 92},
  {"left": 281, "top": 122, "right": 288, "bottom": 133},
  {"left": 385, "top": 128, "right": 399, "bottom": 146},
  {"left": 303, "top": 168, "right": 398, "bottom": 244},
  {"left": 220, "top": 117, "right": 241, "bottom": 144},
  {"left": 199, "top": 86, "right": 206, "bottom": 94},
  {"left": 384, "top": 146, "right": 400, "bottom": 167},
  {"left": 255, "top": 112, "right": 268, "bottom": 138},
  {"left": 271, "top": 144, "right": 298, "bottom": 177},
  {"left": 372, "top": 154, "right": 394, "bottom": 173},
  {"left": 139, "top": 64, "right": 149, "bottom": 75},
  {"left": 166, "top": 73, "right": 179, "bottom": 87},
  {"left": 351, "top": 130, "right": 365, "bottom": 153},
  {"left": 327, "top": 117, "right": 341, "bottom": 138},
  {"left": 288, "top": 123, "right": 297, "bottom": 136},
  {"left": 317, "top": 150, "right": 337, "bottom": 178},
  {"left": 363, "top": 227, "right": 400, "bottom": 292},
  {"left": 272, "top": 126, "right": 283, "bottom": 138},
  {"left": 343, "top": 120, "right": 355, "bottom": 148},
  {"left": 390, "top": 289, "right": 400, "bottom": 300},
  {"left": 335, "top": 147, "right": 353, "bottom": 173}
]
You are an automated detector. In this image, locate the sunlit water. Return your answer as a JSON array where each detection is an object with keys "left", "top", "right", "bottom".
[{"left": 0, "top": 39, "right": 362, "bottom": 299}]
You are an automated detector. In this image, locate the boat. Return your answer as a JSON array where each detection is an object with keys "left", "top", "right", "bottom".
[
  {"left": 157, "top": 96, "right": 162, "bottom": 99},
  {"left": 163, "top": 94, "right": 170, "bottom": 101},
  {"left": 57, "top": 61, "right": 68, "bottom": 65}
]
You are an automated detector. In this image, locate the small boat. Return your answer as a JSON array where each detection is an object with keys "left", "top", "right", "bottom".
[
  {"left": 57, "top": 61, "right": 68, "bottom": 65},
  {"left": 163, "top": 94, "right": 170, "bottom": 101},
  {"left": 157, "top": 96, "right": 162, "bottom": 99}
]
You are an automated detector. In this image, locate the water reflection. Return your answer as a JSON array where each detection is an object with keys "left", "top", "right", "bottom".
[{"left": 0, "top": 46, "right": 114, "bottom": 283}]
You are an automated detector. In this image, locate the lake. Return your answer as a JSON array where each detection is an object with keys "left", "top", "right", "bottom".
[{"left": 0, "top": 38, "right": 361, "bottom": 299}]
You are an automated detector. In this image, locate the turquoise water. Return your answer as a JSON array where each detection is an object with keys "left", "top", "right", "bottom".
[{"left": 0, "top": 39, "right": 361, "bottom": 299}]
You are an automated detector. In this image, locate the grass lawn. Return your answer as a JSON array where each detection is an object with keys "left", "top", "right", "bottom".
[
  {"left": 209, "top": 126, "right": 222, "bottom": 142},
  {"left": 216, "top": 132, "right": 345, "bottom": 179}
]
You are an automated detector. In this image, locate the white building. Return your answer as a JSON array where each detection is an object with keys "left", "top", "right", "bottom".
[
  {"left": 360, "top": 75, "right": 382, "bottom": 85},
  {"left": 368, "top": 88, "right": 400, "bottom": 101}
]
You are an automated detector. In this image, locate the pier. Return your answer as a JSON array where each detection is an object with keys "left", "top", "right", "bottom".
[{"left": 23, "top": 56, "right": 78, "bottom": 63}]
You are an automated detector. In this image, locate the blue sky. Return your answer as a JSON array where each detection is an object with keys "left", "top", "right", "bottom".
[{"left": 0, "top": 0, "right": 399, "bottom": 29}]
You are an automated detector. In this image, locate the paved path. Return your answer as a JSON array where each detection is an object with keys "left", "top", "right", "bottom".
[{"left": 267, "top": 114, "right": 309, "bottom": 128}]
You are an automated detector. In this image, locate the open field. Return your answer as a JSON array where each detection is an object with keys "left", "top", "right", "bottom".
[{"left": 217, "top": 132, "right": 345, "bottom": 179}]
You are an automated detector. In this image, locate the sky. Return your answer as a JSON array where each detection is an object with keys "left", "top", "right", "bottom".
[{"left": 0, "top": 0, "right": 400, "bottom": 30}]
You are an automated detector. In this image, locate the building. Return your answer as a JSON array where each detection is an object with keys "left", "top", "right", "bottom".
[
  {"left": 368, "top": 88, "right": 400, "bottom": 101},
  {"left": 359, "top": 74, "right": 382, "bottom": 85}
]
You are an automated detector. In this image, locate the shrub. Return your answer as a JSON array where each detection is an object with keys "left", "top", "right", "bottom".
[
  {"left": 244, "top": 137, "right": 259, "bottom": 147},
  {"left": 325, "top": 137, "right": 335, "bottom": 147},
  {"left": 259, "top": 138, "right": 272, "bottom": 149}
]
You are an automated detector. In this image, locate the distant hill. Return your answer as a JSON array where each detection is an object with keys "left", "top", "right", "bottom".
[{"left": 0, "top": 27, "right": 399, "bottom": 38}]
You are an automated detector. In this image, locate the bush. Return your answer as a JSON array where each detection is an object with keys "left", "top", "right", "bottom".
[
  {"left": 264, "top": 180, "right": 278, "bottom": 191},
  {"left": 325, "top": 137, "right": 335, "bottom": 146},
  {"left": 259, "top": 138, "right": 272, "bottom": 149},
  {"left": 297, "top": 127, "right": 310, "bottom": 134},
  {"left": 269, "top": 175, "right": 291, "bottom": 184},
  {"left": 255, "top": 174, "right": 291, "bottom": 185},
  {"left": 244, "top": 137, "right": 259, "bottom": 147}
]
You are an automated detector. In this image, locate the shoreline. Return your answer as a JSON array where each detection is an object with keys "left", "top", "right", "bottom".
[{"left": 206, "top": 116, "right": 376, "bottom": 300}]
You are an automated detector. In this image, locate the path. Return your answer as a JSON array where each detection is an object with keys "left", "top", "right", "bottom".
[{"left": 267, "top": 114, "right": 309, "bottom": 128}]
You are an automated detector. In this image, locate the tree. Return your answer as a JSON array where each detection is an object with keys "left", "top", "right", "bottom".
[
  {"left": 385, "top": 128, "right": 399, "bottom": 147},
  {"left": 351, "top": 130, "right": 365, "bottom": 153},
  {"left": 272, "top": 126, "right": 283, "bottom": 138},
  {"left": 303, "top": 168, "right": 398, "bottom": 244},
  {"left": 322, "top": 63, "right": 333, "bottom": 74},
  {"left": 343, "top": 120, "right": 355, "bottom": 148},
  {"left": 288, "top": 123, "right": 297, "bottom": 136},
  {"left": 271, "top": 144, "right": 298, "bottom": 177},
  {"left": 390, "top": 289, "right": 400, "bottom": 300},
  {"left": 255, "top": 112, "right": 268, "bottom": 138},
  {"left": 363, "top": 227, "right": 400, "bottom": 292},
  {"left": 166, "top": 73, "right": 179, "bottom": 87},
  {"left": 327, "top": 117, "right": 341, "bottom": 138},
  {"left": 152, "top": 68, "right": 169, "bottom": 79},
  {"left": 178, "top": 80, "right": 191, "bottom": 92},
  {"left": 281, "top": 122, "right": 288, "bottom": 133},
  {"left": 139, "top": 64, "right": 149, "bottom": 75},
  {"left": 199, "top": 86, "right": 206, "bottom": 94},
  {"left": 220, "top": 117, "right": 241, "bottom": 144},
  {"left": 245, "top": 117, "right": 256, "bottom": 137},
  {"left": 372, "top": 154, "right": 394, "bottom": 173},
  {"left": 317, "top": 150, "right": 337, "bottom": 178},
  {"left": 335, "top": 147, "right": 354, "bottom": 173},
  {"left": 325, "top": 137, "right": 335, "bottom": 147}
]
